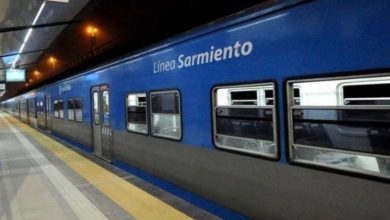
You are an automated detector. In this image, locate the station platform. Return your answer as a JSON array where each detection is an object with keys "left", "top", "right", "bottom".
[{"left": 0, "top": 113, "right": 218, "bottom": 220}]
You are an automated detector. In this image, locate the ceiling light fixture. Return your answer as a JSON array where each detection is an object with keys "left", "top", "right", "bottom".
[
  {"left": 47, "top": 0, "right": 69, "bottom": 2},
  {"left": 11, "top": 1, "right": 47, "bottom": 69}
]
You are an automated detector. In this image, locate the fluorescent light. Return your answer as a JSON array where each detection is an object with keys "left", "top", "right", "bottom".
[
  {"left": 32, "top": 2, "right": 47, "bottom": 25},
  {"left": 23, "top": 28, "right": 33, "bottom": 43},
  {"left": 11, "top": 1, "right": 47, "bottom": 69},
  {"left": 47, "top": 0, "right": 69, "bottom": 2},
  {"left": 19, "top": 43, "right": 26, "bottom": 54}
]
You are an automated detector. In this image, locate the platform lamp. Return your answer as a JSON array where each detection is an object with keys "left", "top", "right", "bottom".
[
  {"left": 34, "top": 70, "right": 41, "bottom": 80},
  {"left": 25, "top": 78, "right": 31, "bottom": 87},
  {"left": 86, "top": 25, "right": 98, "bottom": 54},
  {"left": 48, "top": 56, "right": 57, "bottom": 73}
]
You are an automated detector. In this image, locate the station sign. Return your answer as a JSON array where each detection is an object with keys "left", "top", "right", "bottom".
[
  {"left": 0, "top": 83, "right": 5, "bottom": 90},
  {"left": 6, "top": 69, "right": 26, "bottom": 82},
  {"left": 59, "top": 83, "right": 72, "bottom": 94}
]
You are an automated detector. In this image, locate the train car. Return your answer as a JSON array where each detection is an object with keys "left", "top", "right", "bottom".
[
  {"left": 5, "top": 97, "right": 20, "bottom": 119},
  {"left": 2, "top": 0, "right": 390, "bottom": 219}
]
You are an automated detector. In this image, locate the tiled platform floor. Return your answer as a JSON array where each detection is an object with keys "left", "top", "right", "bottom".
[{"left": 0, "top": 113, "right": 218, "bottom": 220}]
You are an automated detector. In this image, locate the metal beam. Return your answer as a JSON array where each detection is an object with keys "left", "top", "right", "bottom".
[
  {"left": 0, "top": 20, "right": 80, "bottom": 33},
  {"left": 0, "top": 49, "right": 49, "bottom": 58},
  {"left": 0, "top": 62, "right": 39, "bottom": 70},
  {"left": 16, "top": 62, "right": 39, "bottom": 68}
]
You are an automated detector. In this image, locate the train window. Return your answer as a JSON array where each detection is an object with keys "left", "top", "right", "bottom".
[
  {"left": 75, "top": 98, "right": 83, "bottom": 122},
  {"left": 293, "top": 88, "right": 301, "bottom": 105},
  {"left": 68, "top": 99, "right": 75, "bottom": 121},
  {"left": 343, "top": 83, "right": 390, "bottom": 105},
  {"left": 54, "top": 100, "right": 59, "bottom": 118},
  {"left": 46, "top": 98, "right": 51, "bottom": 116},
  {"left": 230, "top": 90, "right": 258, "bottom": 105},
  {"left": 37, "top": 101, "right": 44, "bottom": 115},
  {"left": 93, "top": 92, "right": 100, "bottom": 125},
  {"left": 288, "top": 75, "right": 390, "bottom": 178},
  {"left": 126, "top": 93, "right": 148, "bottom": 134},
  {"left": 58, "top": 99, "right": 64, "bottom": 119},
  {"left": 265, "top": 89, "right": 274, "bottom": 105},
  {"left": 16, "top": 101, "right": 20, "bottom": 115},
  {"left": 37, "top": 102, "right": 40, "bottom": 116},
  {"left": 150, "top": 90, "right": 181, "bottom": 140},
  {"left": 102, "top": 91, "right": 110, "bottom": 126},
  {"left": 29, "top": 99, "right": 36, "bottom": 118},
  {"left": 36, "top": 102, "right": 40, "bottom": 115},
  {"left": 20, "top": 100, "right": 26, "bottom": 114},
  {"left": 212, "top": 83, "right": 277, "bottom": 158}
]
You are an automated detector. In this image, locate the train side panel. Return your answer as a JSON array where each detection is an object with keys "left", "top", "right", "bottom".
[{"left": 3, "top": 1, "right": 390, "bottom": 219}]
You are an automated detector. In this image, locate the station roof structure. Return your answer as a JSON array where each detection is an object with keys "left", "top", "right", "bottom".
[{"left": 0, "top": 0, "right": 267, "bottom": 100}]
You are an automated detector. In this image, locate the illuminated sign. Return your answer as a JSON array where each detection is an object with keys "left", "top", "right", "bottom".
[{"left": 6, "top": 69, "right": 26, "bottom": 82}]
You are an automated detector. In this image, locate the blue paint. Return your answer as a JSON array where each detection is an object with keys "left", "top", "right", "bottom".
[
  {"left": 7, "top": 0, "right": 390, "bottom": 151},
  {"left": 113, "top": 159, "right": 249, "bottom": 220}
]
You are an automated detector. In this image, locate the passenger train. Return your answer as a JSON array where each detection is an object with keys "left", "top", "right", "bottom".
[{"left": 2, "top": 0, "right": 390, "bottom": 219}]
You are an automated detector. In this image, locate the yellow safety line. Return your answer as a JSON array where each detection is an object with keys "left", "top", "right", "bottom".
[{"left": 6, "top": 115, "right": 191, "bottom": 220}]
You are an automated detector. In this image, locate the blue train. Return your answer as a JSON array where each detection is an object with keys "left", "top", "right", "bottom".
[{"left": 2, "top": 0, "right": 390, "bottom": 219}]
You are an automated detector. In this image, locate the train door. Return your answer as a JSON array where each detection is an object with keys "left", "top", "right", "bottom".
[
  {"left": 91, "top": 85, "right": 112, "bottom": 161},
  {"left": 45, "top": 96, "right": 53, "bottom": 131},
  {"left": 26, "top": 99, "right": 30, "bottom": 124},
  {"left": 18, "top": 100, "right": 21, "bottom": 119}
]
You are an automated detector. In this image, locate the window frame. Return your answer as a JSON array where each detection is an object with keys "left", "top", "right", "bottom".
[
  {"left": 287, "top": 73, "right": 390, "bottom": 180},
  {"left": 93, "top": 91, "right": 100, "bottom": 125},
  {"left": 125, "top": 92, "right": 148, "bottom": 135},
  {"left": 229, "top": 89, "right": 259, "bottom": 106},
  {"left": 212, "top": 82, "right": 278, "bottom": 159},
  {"left": 36, "top": 101, "right": 43, "bottom": 116},
  {"left": 67, "top": 98, "right": 75, "bottom": 121},
  {"left": 293, "top": 87, "right": 301, "bottom": 105},
  {"left": 101, "top": 90, "right": 110, "bottom": 127},
  {"left": 54, "top": 100, "right": 59, "bottom": 118},
  {"left": 340, "top": 81, "right": 390, "bottom": 106},
  {"left": 26, "top": 98, "right": 36, "bottom": 118},
  {"left": 58, "top": 99, "right": 64, "bottom": 119},
  {"left": 74, "top": 98, "right": 83, "bottom": 122},
  {"left": 149, "top": 89, "right": 182, "bottom": 141}
]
